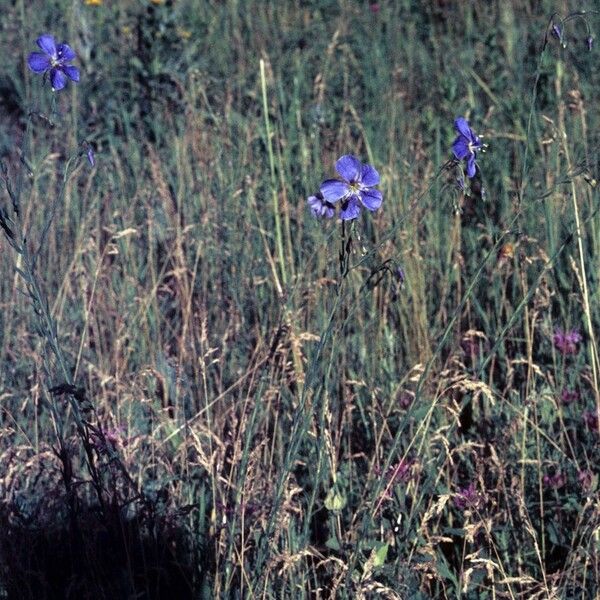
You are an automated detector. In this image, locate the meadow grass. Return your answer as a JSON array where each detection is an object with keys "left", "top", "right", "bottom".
[{"left": 0, "top": 0, "right": 599, "bottom": 598}]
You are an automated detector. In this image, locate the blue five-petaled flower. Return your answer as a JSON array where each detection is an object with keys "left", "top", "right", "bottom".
[
  {"left": 452, "top": 117, "right": 482, "bottom": 179},
  {"left": 28, "top": 34, "right": 80, "bottom": 91},
  {"left": 319, "top": 155, "right": 383, "bottom": 220}
]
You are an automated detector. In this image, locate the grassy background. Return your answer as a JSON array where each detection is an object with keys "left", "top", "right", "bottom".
[{"left": 0, "top": 0, "right": 599, "bottom": 597}]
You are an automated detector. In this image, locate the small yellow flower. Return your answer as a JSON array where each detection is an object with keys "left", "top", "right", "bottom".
[
  {"left": 177, "top": 28, "right": 192, "bottom": 40},
  {"left": 497, "top": 242, "right": 515, "bottom": 268},
  {"left": 150, "top": 0, "right": 164, "bottom": 4},
  {"left": 84, "top": 0, "right": 103, "bottom": 5},
  {"left": 498, "top": 242, "right": 514, "bottom": 261}
]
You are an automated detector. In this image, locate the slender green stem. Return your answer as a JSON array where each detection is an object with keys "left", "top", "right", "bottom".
[{"left": 260, "top": 58, "right": 287, "bottom": 287}]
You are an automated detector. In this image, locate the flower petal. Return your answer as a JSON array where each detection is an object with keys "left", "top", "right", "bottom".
[
  {"left": 56, "top": 43, "right": 76, "bottom": 62},
  {"left": 361, "top": 163, "right": 380, "bottom": 187},
  {"left": 86, "top": 147, "right": 95, "bottom": 167},
  {"left": 62, "top": 65, "right": 80, "bottom": 82},
  {"left": 454, "top": 117, "right": 472, "bottom": 139},
  {"left": 360, "top": 189, "right": 383, "bottom": 211},
  {"left": 308, "top": 194, "right": 324, "bottom": 217},
  {"left": 466, "top": 155, "right": 477, "bottom": 178},
  {"left": 335, "top": 155, "right": 362, "bottom": 182},
  {"left": 340, "top": 195, "right": 361, "bottom": 220},
  {"left": 320, "top": 179, "right": 349, "bottom": 202},
  {"left": 50, "top": 68, "right": 67, "bottom": 91},
  {"left": 36, "top": 34, "right": 57, "bottom": 57},
  {"left": 452, "top": 138, "right": 469, "bottom": 160},
  {"left": 28, "top": 52, "right": 51, "bottom": 73}
]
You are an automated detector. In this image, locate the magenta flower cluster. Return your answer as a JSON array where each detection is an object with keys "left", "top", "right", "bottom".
[
  {"left": 560, "top": 388, "right": 579, "bottom": 405},
  {"left": 553, "top": 328, "right": 582, "bottom": 355},
  {"left": 453, "top": 482, "right": 483, "bottom": 511},
  {"left": 543, "top": 471, "right": 566, "bottom": 489}
]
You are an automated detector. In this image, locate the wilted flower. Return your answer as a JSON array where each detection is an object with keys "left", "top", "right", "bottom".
[
  {"left": 454, "top": 482, "right": 482, "bottom": 511},
  {"left": 320, "top": 155, "right": 383, "bottom": 220},
  {"left": 553, "top": 328, "right": 582, "bottom": 355},
  {"left": 27, "top": 34, "right": 80, "bottom": 91},
  {"left": 498, "top": 242, "right": 514, "bottom": 261},
  {"left": 307, "top": 191, "right": 335, "bottom": 219},
  {"left": 452, "top": 117, "right": 482, "bottom": 178}
]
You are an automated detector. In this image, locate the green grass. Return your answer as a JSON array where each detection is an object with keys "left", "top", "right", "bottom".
[{"left": 0, "top": 0, "right": 599, "bottom": 598}]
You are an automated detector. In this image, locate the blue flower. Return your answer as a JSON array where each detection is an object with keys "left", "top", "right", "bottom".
[
  {"left": 87, "top": 148, "right": 95, "bottom": 167},
  {"left": 307, "top": 191, "right": 335, "bottom": 219},
  {"left": 551, "top": 24, "right": 562, "bottom": 41},
  {"left": 395, "top": 266, "right": 405, "bottom": 286},
  {"left": 320, "top": 155, "right": 383, "bottom": 221},
  {"left": 27, "top": 34, "right": 80, "bottom": 91},
  {"left": 452, "top": 117, "right": 482, "bottom": 179}
]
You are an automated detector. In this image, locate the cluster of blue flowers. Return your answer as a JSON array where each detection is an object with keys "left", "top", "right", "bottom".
[{"left": 308, "top": 117, "right": 483, "bottom": 221}]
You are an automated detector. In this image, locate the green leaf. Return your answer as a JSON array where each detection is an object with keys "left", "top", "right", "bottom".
[
  {"left": 372, "top": 542, "right": 389, "bottom": 568},
  {"left": 325, "top": 536, "right": 341, "bottom": 551}
]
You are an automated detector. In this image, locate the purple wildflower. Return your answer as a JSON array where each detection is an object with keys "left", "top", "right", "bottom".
[
  {"left": 307, "top": 191, "right": 335, "bottom": 219},
  {"left": 376, "top": 458, "right": 415, "bottom": 503},
  {"left": 452, "top": 117, "right": 482, "bottom": 178},
  {"left": 90, "top": 426, "right": 127, "bottom": 454},
  {"left": 320, "top": 155, "right": 383, "bottom": 221},
  {"left": 398, "top": 391, "right": 413, "bottom": 409},
  {"left": 553, "top": 328, "right": 582, "bottom": 355},
  {"left": 86, "top": 147, "right": 95, "bottom": 167},
  {"left": 454, "top": 482, "right": 482, "bottom": 511},
  {"left": 577, "top": 469, "right": 593, "bottom": 491},
  {"left": 551, "top": 24, "right": 562, "bottom": 41},
  {"left": 587, "top": 36, "right": 594, "bottom": 51},
  {"left": 560, "top": 388, "right": 579, "bottom": 405},
  {"left": 27, "top": 34, "right": 80, "bottom": 91},
  {"left": 387, "top": 459, "right": 413, "bottom": 484},
  {"left": 395, "top": 266, "right": 405, "bottom": 286},
  {"left": 543, "top": 471, "right": 566, "bottom": 489},
  {"left": 584, "top": 410, "right": 598, "bottom": 431}
]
